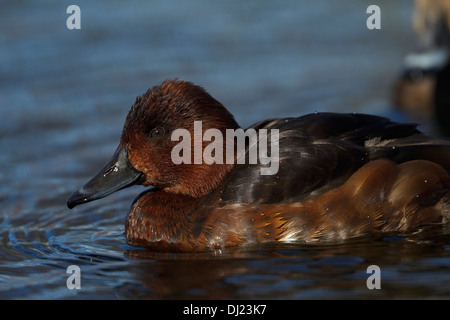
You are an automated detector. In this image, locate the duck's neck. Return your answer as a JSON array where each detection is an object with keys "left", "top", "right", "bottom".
[
  {"left": 125, "top": 189, "right": 216, "bottom": 250},
  {"left": 164, "top": 162, "right": 235, "bottom": 198}
]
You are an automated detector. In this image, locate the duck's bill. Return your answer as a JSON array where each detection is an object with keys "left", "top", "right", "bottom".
[{"left": 67, "top": 144, "right": 144, "bottom": 209}]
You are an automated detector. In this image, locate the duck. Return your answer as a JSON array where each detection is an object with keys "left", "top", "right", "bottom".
[
  {"left": 394, "top": 0, "right": 450, "bottom": 135},
  {"left": 67, "top": 79, "right": 450, "bottom": 251},
  {"left": 394, "top": 46, "right": 450, "bottom": 136}
]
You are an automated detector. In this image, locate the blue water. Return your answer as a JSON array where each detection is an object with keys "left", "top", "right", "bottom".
[{"left": 1, "top": 0, "right": 450, "bottom": 300}]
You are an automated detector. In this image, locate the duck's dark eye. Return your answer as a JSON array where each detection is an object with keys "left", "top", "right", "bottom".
[{"left": 149, "top": 127, "right": 165, "bottom": 139}]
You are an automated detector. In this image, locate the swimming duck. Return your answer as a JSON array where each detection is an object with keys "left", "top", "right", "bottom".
[
  {"left": 394, "top": 0, "right": 450, "bottom": 135},
  {"left": 394, "top": 47, "right": 450, "bottom": 136},
  {"left": 67, "top": 79, "right": 450, "bottom": 251}
]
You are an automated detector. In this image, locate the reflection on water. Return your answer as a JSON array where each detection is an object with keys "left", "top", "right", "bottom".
[
  {"left": 1, "top": 0, "right": 450, "bottom": 299},
  {"left": 124, "top": 229, "right": 450, "bottom": 300}
]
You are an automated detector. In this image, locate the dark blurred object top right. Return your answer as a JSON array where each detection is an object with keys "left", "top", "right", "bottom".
[{"left": 394, "top": 0, "right": 450, "bottom": 136}]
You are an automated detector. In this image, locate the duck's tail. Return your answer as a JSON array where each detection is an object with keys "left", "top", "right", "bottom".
[{"left": 366, "top": 133, "right": 450, "bottom": 172}]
